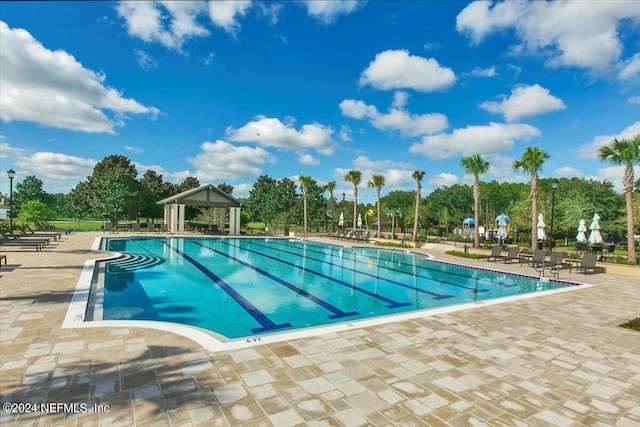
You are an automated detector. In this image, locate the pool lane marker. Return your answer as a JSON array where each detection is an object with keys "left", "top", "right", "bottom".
[
  {"left": 248, "top": 240, "right": 455, "bottom": 300},
  {"left": 161, "top": 241, "right": 292, "bottom": 334},
  {"left": 191, "top": 241, "right": 359, "bottom": 320},
  {"left": 273, "top": 239, "right": 504, "bottom": 292},
  {"left": 213, "top": 240, "right": 413, "bottom": 309}
]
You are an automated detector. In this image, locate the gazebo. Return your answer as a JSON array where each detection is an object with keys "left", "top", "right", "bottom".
[{"left": 156, "top": 185, "right": 242, "bottom": 234}]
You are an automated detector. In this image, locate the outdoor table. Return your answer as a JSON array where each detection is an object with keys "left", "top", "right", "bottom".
[
  {"left": 564, "top": 259, "right": 582, "bottom": 270},
  {"left": 518, "top": 253, "right": 533, "bottom": 265}
]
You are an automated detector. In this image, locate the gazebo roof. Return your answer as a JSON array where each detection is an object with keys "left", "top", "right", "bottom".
[{"left": 156, "top": 185, "right": 241, "bottom": 208}]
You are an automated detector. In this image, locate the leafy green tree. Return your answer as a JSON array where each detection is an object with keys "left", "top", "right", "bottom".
[
  {"left": 367, "top": 174, "right": 385, "bottom": 237},
  {"left": 17, "top": 200, "right": 55, "bottom": 226},
  {"left": 217, "top": 183, "right": 234, "bottom": 195},
  {"left": 513, "top": 146, "right": 550, "bottom": 252},
  {"left": 139, "top": 169, "right": 167, "bottom": 220},
  {"left": 424, "top": 185, "right": 473, "bottom": 233},
  {"left": 299, "top": 175, "right": 314, "bottom": 232},
  {"left": 461, "top": 155, "right": 490, "bottom": 248},
  {"left": 412, "top": 170, "right": 425, "bottom": 245},
  {"left": 248, "top": 175, "right": 278, "bottom": 225},
  {"left": 176, "top": 176, "right": 200, "bottom": 221},
  {"left": 275, "top": 177, "right": 298, "bottom": 228},
  {"left": 344, "top": 170, "right": 362, "bottom": 229},
  {"left": 598, "top": 135, "right": 640, "bottom": 263},
  {"left": 14, "top": 175, "right": 50, "bottom": 214},
  {"left": 68, "top": 155, "right": 140, "bottom": 224}
]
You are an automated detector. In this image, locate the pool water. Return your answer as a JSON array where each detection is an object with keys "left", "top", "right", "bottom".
[{"left": 98, "top": 237, "right": 571, "bottom": 339}]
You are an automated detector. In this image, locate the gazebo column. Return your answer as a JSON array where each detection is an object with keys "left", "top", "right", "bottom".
[
  {"left": 177, "top": 204, "right": 185, "bottom": 233},
  {"left": 229, "top": 207, "right": 241, "bottom": 235},
  {"left": 169, "top": 204, "right": 179, "bottom": 233},
  {"left": 163, "top": 205, "right": 171, "bottom": 229}
]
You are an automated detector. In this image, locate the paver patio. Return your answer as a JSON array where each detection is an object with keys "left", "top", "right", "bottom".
[{"left": 1, "top": 232, "right": 639, "bottom": 426}]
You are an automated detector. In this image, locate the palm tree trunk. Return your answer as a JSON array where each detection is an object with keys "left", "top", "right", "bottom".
[
  {"left": 626, "top": 184, "right": 637, "bottom": 264},
  {"left": 473, "top": 178, "right": 480, "bottom": 248},
  {"left": 376, "top": 189, "right": 382, "bottom": 238},
  {"left": 353, "top": 187, "right": 358, "bottom": 231},
  {"left": 531, "top": 179, "right": 538, "bottom": 253},
  {"left": 413, "top": 187, "right": 420, "bottom": 246}
]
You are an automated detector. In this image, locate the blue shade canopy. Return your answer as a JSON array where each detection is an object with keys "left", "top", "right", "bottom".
[
  {"left": 462, "top": 218, "right": 475, "bottom": 225},
  {"left": 495, "top": 214, "right": 511, "bottom": 222}
]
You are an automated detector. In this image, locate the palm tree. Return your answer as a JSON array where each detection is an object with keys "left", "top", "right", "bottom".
[
  {"left": 344, "top": 170, "right": 362, "bottom": 230},
  {"left": 367, "top": 174, "right": 385, "bottom": 237},
  {"left": 513, "top": 146, "right": 550, "bottom": 252},
  {"left": 412, "top": 170, "right": 425, "bottom": 246},
  {"left": 299, "top": 175, "right": 313, "bottom": 233},
  {"left": 461, "top": 155, "right": 490, "bottom": 248},
  {"left": 325, "top": 180, "right": 336, "bottom": 231},
  {"left": 598, "top": 135, "right": 640, "bottom": 264}
]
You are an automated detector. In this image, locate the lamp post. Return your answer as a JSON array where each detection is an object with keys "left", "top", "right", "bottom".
[
  {"left": 548, "top": 179, "right": 558, "bottom": 250},
  {"left": 384, "top": 207, "right": 401, "bottom": 239},
  {"left": 341, "top": 192, "right": 346, "bottom": 229},
  {"left": 7, "top": 169, "right": 16, "bottom": 235}
]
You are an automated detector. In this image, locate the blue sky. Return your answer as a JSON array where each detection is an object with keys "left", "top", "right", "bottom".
[{"left": 1, "top": 1, "right": 639, "bottom": 203}]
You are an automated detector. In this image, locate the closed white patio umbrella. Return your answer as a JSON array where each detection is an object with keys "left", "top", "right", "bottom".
[
  {"left": 496, "top": 213, "right": 507, "bottom": 241},
  {"left": 576, "top": 219, "right": 587, "bottom": 243},
  {"left": 357, "top": 213, "right": 362, "bottom": 228},
  {"left": 588, "top": 213, "right": 603, "bottom": 245},
  {"left": 338, "top": 212, "right": 344, "bottom": 227},
  {"left": 537, "top": 213, "right": 547, "bottom": 241}
]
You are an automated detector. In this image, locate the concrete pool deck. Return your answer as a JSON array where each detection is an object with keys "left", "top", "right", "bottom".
[{"left": 1, "top": 232, "right": 639, "bottom": 426}]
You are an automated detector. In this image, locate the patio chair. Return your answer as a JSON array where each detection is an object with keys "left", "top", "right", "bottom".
[
  {"left": 24, "top": 225, "right": 61, "bottom": 240},
  {"left": 501, "top": 247, "right": 521, "bottom": 263},
  {"left": 358, "top": 232, "right": 371, "bottom": 242},
  {"left": 104, "top": 222, "right": 114, "bottom": 233},
  {"left": 131, "top": 223, "right": 141, "bottom": 233},
  {"left": 483, "top": 245, "right": 503, "bottom": 261},
  {"left": 570, "top": 254, "right": 605, "bottom": 275},
  {"left": 520, "top": 249, "right": 546, "bottom": 267}
]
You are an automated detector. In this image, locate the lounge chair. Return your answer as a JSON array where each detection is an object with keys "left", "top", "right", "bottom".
[
  {"left": 131, "top": 223, "right": 141, "bottom": 233},
  {"left": 35, "top": 220, "right": 71, "bottom": 235},
  {"left": 357, "top": 232, "right": 371, "bottom": 242},
  {"left": 484, "top": 246, "right": 503, "bottom": 261},
  {"left": 538, "top": 251, "right": 568, "bottom": 278},
  {"left": 24, "top": 225, "right": 61, "bottom": 240},
  {"left": 501, "top": 247, "right": 521, "bottom": 263},
  {"left": 104, "top": 222, "right": 114, "bottom": 233},
  {"left": 570, "top": 254, "right": 605, "bottom": 275},
  {"left": 0, "top": 234, "right": 44, "bottom": 251},
  {"left": 4, "top": 231, "right": 50, "bottom": 247},
  {"left": 0, "top": 254, "right": 7, "bottom": 266}
]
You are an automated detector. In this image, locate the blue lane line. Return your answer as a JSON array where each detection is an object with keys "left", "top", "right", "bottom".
[
  {"left": 191, "top": 242, "right": 359, "bottom": 319},
  {"left": 161, "top": 241, "right": 291, "bottom": 333},
  {"left": 250, "top": 240, "right": 455, "bottom": 300},
  {"left": 214, "top": 240, "right": 413, "bottom": 309},
  {"left": 273, "top": 239, "right": 503, "bottom": 292}
]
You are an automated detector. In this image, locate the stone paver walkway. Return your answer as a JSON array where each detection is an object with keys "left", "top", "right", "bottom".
[{"left": 1, "top": 232, "right": 639, "bottom": 426}]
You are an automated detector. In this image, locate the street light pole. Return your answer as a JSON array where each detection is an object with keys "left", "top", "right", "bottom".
[
  {"left": 549, "top": 179, "right": 558, "bottom": 250},
  {"left": 341, "top": 192, "right": 345, "bottom": 230},
  {"left": 7, "top": 169, "right": 16, "bottom": 235}
]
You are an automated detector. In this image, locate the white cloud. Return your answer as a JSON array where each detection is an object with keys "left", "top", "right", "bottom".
[
  {"left": 576, "top": 121, "right": 640, "bottom": 159},
  {"left": 208, "top": 1, "right": 252, "bottom": 34},
  {"left": 409, "top": 122, "right": 541, "bottom": 160},
  {"left": 0, "top": 141, "right": 25, "bottom": 160},
  {"left": 339, "top": 125, "right": 353, "bottom": 141},
  {"left": 359, "top": 49, "right": 456, "bottom": 92},
  {"left": 465, "top": 66, "right": 498, "bottom": 78},
  {"left": 188, "top": 140, "right": 275, "bottom": 181},
  {"left": 429, "top": 173, "right": 459, "bottom": 188},
  {"left": 298, "top": 153, "right": 319, "bottom": 166},
  {"left": 15, "top": 152, "right": 97, "bottom": 180},
  {"left": 619, "top": 53, "right": 640, "bottom": 81},
  {"left": 134, "top": 49, "right": 158, "bottom": 70},
  {"left": 302, "top": 0, "right": 365, "bottom": 24},
  {"left": 202, "top": 52, "right": 215, "bottom": 66},
  {"left": 125, "top": 145, "right": 144, "bottom": 154},
  {"left": 595, "top": 165, "right": 640, "bottom": 192},
  {"left": 340, "top": 97, "right": 448, "bottom": 137},
  {"left": 480, "top": 84, "right": 566, "bottom": 122},
  {"left": 553, "top": 166, "right": 583, "bottom": 178},
  {"left": 628, "top": 96, "right": 640, "bottom": 105},
  {"left": 0, "top": 21, "right": 159, "bottom": 134},
  {"left": 226, "top": 116, "right": 336, "bottom": 155},
  {"left": 456, "top": 0, "right": 640, "bottom": 75},
  {"left": 116, "top": 1, "right": 209, "bottom": 50},
  {"left": 134, "top": 162, "right": 190, "bottom": 186}
]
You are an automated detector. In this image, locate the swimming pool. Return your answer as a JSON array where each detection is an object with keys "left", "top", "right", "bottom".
[{"left": 89, "top": 237, "right": 577, "bottom": 341}]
